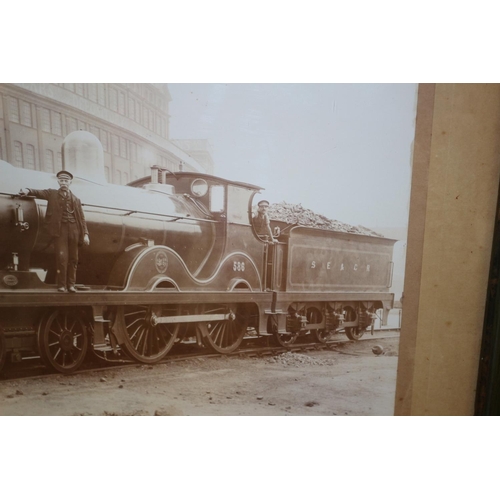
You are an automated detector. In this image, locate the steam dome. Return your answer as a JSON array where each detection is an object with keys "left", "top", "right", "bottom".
[{"left": 62, "top": 131, "right": 106, "bottom": 184}]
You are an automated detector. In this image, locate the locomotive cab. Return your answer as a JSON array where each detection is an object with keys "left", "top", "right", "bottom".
[{"left": 129, "top": 169, "right": 273, "bottom": 288}]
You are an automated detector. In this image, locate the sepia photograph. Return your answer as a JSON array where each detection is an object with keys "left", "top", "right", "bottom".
[
  {"left": 0, "top": 83, "right": 417, "bottom": 416},
  {"left": 4, "top": 5, "right": 500, "bottom": 500}
]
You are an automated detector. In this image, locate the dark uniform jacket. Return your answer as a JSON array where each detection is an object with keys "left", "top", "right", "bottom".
[
  {"left": 28, "top": 188, "right": 89, "bottom": 245},
  {"left": 253, "top": 212, "right": 274, "bottom": 239}
]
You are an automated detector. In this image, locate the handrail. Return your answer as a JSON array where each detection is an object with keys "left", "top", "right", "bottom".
[{"left": 0, "top": 192, "right": 217, "bottom": 224}]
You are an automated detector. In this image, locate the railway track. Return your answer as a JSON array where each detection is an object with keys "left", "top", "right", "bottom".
[{"left": 0, "top": 329, "right": 400, "bottom": 382}]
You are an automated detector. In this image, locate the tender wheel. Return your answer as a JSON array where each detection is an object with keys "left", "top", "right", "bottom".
[
  {"left": 198, "top": 303, "right": 249, "bottom": 354},
  {"left": 344, "top": 306, "right": 364, "bottom": 340},
  {"left": 0, "top": 326, "right": 6, "bottom": 373},
  {"left": 306, "top": 307, "right": 331, "bottom": 343},
  {"left": 269, "top": 315, "right": 298, "bottom": 348},
  {"left": 38, "top": 309, "right": 89, "bottom": 374},
  {"left": 116, "top": 304, "right": 180, "bottom": 363}
]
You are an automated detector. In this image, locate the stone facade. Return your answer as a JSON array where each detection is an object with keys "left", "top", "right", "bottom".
[{"left": 0, "top": 83, "right": 212, "bottom": 183}]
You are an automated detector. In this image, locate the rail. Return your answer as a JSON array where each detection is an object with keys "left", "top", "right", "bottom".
[{"left": 0, "top": 330, "right": 400, "bottom": 382}]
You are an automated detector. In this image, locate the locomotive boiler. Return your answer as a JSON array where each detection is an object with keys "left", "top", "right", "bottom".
[{"left": 0, "top": 131, "right": 397, "bottom": 374}]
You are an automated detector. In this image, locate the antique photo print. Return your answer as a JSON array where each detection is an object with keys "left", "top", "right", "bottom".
[{"left": 0, "top": 83, "right": 417, "bottom": 416}]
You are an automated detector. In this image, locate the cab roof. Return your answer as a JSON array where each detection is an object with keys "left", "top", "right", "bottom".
[{"left": 128, "top": 171, "right": 264, "bottom": 192}]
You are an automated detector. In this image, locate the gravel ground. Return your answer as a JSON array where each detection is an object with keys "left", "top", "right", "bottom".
[{"left": 0, "top": 337, "right": 399, "bottom": 416}]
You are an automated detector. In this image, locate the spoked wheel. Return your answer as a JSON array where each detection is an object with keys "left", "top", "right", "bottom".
[
  {"left": 306, "top": 307, "right": 331, "bottom": 344},
  {"left": 0, "top": 326, "right": 6, "bottom": 373},
  {"left": 38, "top": 309, "right": 89, "bottom": 374},
  {"left": 344, "top": 306, "right": 364, "bottom": 340},
  {"left": 269, "top": 315, "right": 298, "bottom": 348},
  {"left": 116, "top": 304, "right": 180, "bottom": 363},
  {"left": 198, "top": 303, "right": 249, "bottom": 354}
]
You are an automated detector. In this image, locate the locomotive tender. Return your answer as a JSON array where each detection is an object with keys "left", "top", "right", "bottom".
[{"left": 0, "top": 131, "right": 396, "bottom": 373}]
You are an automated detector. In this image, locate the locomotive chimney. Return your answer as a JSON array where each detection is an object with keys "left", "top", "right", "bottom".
[
  {"left": 62, "top": 131, "right": 107, "bottom": 184},
  {"left": 160, "top": 169, "right": 168, "bottom": 184},
  {"left": 151, "top": 165, "right": 160, "bottom": 184}
]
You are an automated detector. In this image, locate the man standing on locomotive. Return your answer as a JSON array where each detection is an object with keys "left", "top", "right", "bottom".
[
  {"left": 253, "top": 200, "right": 278, "bottom": 243},
  {"left": 19, "top": 170, "right": 90, "bottom": 293}
]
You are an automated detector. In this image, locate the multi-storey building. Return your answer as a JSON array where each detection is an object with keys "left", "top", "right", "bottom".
[{"left": 0, "top": 83, "right": 213, "bottom": 184}]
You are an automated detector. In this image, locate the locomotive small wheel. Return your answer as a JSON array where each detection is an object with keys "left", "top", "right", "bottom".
[
  {"left": 344, "top": 306, "right": 364, "bottom": 341},
  {"left": 306, "top": 307, "right": 331, "bottom": 344},
  {"left": 0, "top": 327, "right": 6, "bottom": 373},
  {"left": 269, "top": 316, "right": 298, "bottom": 348},
  {"left": 199, "top": 303, "right": 249, "bottom": 354},
  {"left": 38, "top": 309, "right": 89, "bottom": 374},
  {"left": 116, "top": 304, "right": 180, "bottom": 364}
]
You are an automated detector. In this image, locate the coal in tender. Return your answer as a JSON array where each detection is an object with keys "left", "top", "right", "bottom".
[{"left": 260, "top": 201, "right": 385, "bottom": 237}]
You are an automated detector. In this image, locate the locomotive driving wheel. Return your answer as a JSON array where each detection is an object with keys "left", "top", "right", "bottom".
[
  {"left": 38, "top": 309, "right": 89, "bottom": 374},
  {"left": 198, "top": 303, "right": 249, "bottom": 354},
  {"left": 116, "top": 304, "right": 180, "bottom": 364},
  {"left": 344, "top": 306, "right": 364, "bottom": 340}
]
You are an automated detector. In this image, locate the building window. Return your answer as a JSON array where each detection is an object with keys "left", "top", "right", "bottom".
[
  {"left": 100, "top": 129, "right": 108, "bottom": 151},
  {"left": 9, "top": 97, "right": 20, "bottom": 123},
  {"left": 64, "top": 83, "right": 75, "bottom": 92},
  {"left": 90, "top": 125, "right": 99, "bottom": 138},
  {"left": 128, "top": 98, "right": 135, "bottom": 120},
  {"left": 76, "top": 83, "right": 85, "bottom": 96},
  {"left": 51, "top": 111, "right": 62, "bottom": 136},
  {"left": 13, "top": 141, "right": 23, "bottom": 167},
  {"left": 26, "top": 144, "right": 36, "bottom": 169},
  {"left": 115, "top": 169, "right": 122, "bottom": 185},
  {"left": 136, "top": 101, "right": 141, "bottom": 123},
  {"left": 41, "top": 108, "right": 51, "bottom": 132},
  {"left": 45, "top": 150, "right": 54, "bottom": 172},
  {"left": 120, "top": 137, "right": 127, "bottom": 158},
  {"left": 67, "top": 117, "right": 77, "bottom": 134},
  {"left": 112, "top": 135, "right": 119, "bottom": 156},
  {"left": 104, "top": 166, "right": 110, "bottom": 182},
  {"left": 77, "top": 120, "right": 87, "bottom": 131},
  {"left": 97, "top": 84, "right": 106, "bottom": 106},
  {"left": 118, "top": 92, "right": 125, "bottom": 115},
  {"left": 109, "top": 88, "right": 118, "bottom": 111},
  {"left": 88, "top": 83, "right": 97, "bottom": 102},
  {"left": 148, "top": 109, "right": 154, "bottom": 130},
  {"left": 130, "top": 142, "right": 137, "bottom": 162},
  {"left": 57, "top": 152, "right": 62, "bottom": 170},
  {"left": 156, "top": 115, "right": 161, "bottom": 134},
  {"left": 143, "top": 107, "right": 148, "bottom": 127},
  {"left": 21, "top": 101, "right": 32, "bottom": 127},
  {"left": 123, "top": 172, "right": 129, "bottom": 184}
]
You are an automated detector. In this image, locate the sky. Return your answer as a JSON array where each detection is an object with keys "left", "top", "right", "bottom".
[{"left": 168, "top": 84, "right": 418, "bottom": 229}]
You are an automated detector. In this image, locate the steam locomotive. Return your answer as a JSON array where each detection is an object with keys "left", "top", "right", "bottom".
[{"left": 0, "top": 131, "right": 396, "bottom": 374}]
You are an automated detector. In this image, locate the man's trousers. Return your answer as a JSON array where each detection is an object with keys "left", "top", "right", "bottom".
[{"left": 54, "top": 222, "right": 79, "bottom": 288}]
